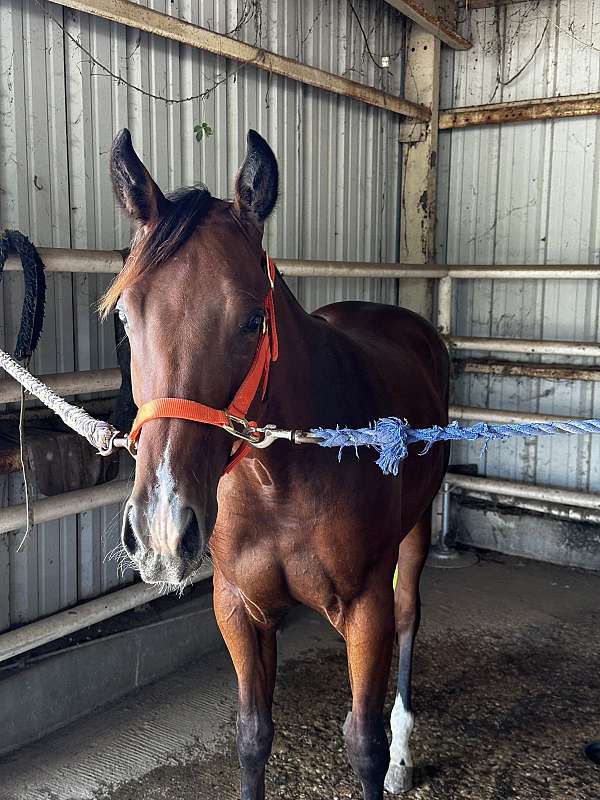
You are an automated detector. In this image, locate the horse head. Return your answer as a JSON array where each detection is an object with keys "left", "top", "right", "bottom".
[{"left": 104, "top": 128, "right": 278, "bottom": 585}]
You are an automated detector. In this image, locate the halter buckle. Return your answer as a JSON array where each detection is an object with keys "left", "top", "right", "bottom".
[
  {"left": 223, "top": 414, "right": 264, "bottom": 445},
  {"left": 223, "top": 418, "right": 295, "bottom": 449}
]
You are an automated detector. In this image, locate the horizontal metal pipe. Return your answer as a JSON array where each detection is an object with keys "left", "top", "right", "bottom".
[
  {"left": 449, "top": 404, "right": 586, "bottom": 425},
  {"left": 455, "top": 359, "right": 600, "bottom": 383},
  {"left": 0, "top": 564, "right": 213, "bottom": 664},
  {"left": 277, "top": 260, "right": 446, "bottom": 279},
  {"left": 453, "top": 487, "right": 600, "bottom": 525},
  {"left": 446, "top": 473, "right": 600, "bottom": 511},
  {"left": 0, "top": 397, "right": 115, "bottom": 423},
  {"left": 0, "top": 368, "right": 121, "bottom": 404},
  {"left": 0, "top": 480, "right": 130, "bottom": 535},
  {"left": 446, "top": 265, "right": 600, "bottom": 280},
  {"left": 6, "top": 250, "right": 448, "bottom": 279},
  {"left": 5, "top": 248, "right": 124, "bottom": 274},
  {"left": 449, "top": 337, "right": 600, "bottom": 358},
  {"left": 6, "top": 248, "right": 600, "bottom": 280}
]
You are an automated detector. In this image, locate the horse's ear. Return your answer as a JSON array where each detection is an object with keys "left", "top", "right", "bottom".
[
  {"left": 234, "top": 130, "right": 278, "bottom": 228},
  {"left": 111, "top": 129, "right": 169, "bottom": 224}
]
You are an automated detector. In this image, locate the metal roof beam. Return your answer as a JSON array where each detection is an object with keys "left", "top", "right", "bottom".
[{"left": 440, "top": 92, "right": 600, "bottom": 129}]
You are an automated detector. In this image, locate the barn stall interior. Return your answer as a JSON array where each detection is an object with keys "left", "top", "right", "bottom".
[{"left": 0, "top": 0, "right": 599, "bottom": 798}]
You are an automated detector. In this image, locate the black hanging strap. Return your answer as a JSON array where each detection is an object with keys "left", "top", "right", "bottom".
[{"left": 0, "top": 230, "right": 46, "bottom": 359}]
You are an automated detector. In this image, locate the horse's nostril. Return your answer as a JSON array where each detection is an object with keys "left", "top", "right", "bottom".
[
  {"left": 122, "top": 506, "right": 141, "bottom": 559},
  {"left": 180, "top": 508, "right": 202, "bottom": 560}
]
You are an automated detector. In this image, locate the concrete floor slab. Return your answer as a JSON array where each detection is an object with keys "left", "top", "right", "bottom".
[{"left": 0, "top": 553, "right": 599, "bottom": 800}]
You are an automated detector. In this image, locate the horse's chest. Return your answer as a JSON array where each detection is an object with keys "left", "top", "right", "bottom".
[
  {"left": 211, "top": 512, "right": 366, "bottom": 632},
  {"left": 212, "top": 456, "right": 400, "bottom": 624},
  {"left": 220, "top": 547, "right": 349, "bottom": 633}
]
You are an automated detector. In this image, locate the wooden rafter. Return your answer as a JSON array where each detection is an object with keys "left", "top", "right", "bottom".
[
  {"left": 55, "top": 0, "right": 431, "bottom": 120},
  {"left": 384, "top": 0, "right": 471, "bottom": 49}
]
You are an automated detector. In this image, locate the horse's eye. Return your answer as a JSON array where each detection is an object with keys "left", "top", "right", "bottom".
[{"left": 241, "top": 311, "right": 264, "bottom": 334}]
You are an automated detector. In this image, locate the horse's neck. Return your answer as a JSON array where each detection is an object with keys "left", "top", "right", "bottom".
[{"left": 260, "top": 277, "right": 362, "bottom": 429}]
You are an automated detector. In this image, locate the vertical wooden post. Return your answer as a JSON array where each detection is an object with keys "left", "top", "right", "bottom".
[
  {"left": 399, "top": 25, "right": 441, "bottom": 319},
  {"left": 399, "top": 27, "right": 442, "bottom": 552}
]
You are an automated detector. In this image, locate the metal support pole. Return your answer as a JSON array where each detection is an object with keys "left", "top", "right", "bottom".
[
  {"left": 437, "top": 275, "right": 453, "bottom": 336},
  {"left": 427, "top": 480, "right": 479, "bottom": 568}
]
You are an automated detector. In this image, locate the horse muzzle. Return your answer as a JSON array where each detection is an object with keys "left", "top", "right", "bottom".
[{"left": 121, "top": 499, "right": 208, "bottom": 585}]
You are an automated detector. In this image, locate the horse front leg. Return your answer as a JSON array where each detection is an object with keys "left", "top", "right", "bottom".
[
  {"left": 343, "top": 577, "right": 396, "bottom": 800},
  {"left": 213, "top": 568, "right": 278, "bottom": 800}
]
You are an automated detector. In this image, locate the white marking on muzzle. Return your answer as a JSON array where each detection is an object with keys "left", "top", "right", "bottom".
[{"left": 146, "top": 444, "right": 183, "bottom": 556}]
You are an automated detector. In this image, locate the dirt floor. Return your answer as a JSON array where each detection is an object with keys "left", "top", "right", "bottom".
[
  {"left": 1, "top": 552, "right": 599, "bottom": 800},
  {"left": 101, "top": 553, "right": 600, "bottom": 800}
]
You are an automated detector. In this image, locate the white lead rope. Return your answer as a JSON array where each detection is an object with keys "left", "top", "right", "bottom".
[{"left": 0, "top": 348, "right": 121, "bottom": 455}]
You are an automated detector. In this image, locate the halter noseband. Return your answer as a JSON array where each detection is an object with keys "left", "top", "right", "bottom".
[{"left": 127, "top": 253, "right": 279, "bottom": 473}]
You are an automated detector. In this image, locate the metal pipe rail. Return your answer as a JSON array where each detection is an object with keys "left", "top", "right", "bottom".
[
  {"left": 5, "top": 248, "right": 600, "bottom": 279},
  {"left": 448, "top": 405, "right": 588, "bottom": 425},
  {"left": 451, "top": 487, "right": 600, "bottom": 526},
  {"left": 0, "top": 368, "right": 120, "bottom": 404},
  {"left": 0, "top": 480, "right": 130, "bottom": 535},
  {"left": 0, "top": 563, "right": 213, "bottom": 664},
  {"left": 449, "top": 337, "right": 600, "bottom": 358},
  {"left": 447, "top": 473, "right": 600, "bottom": 512}
]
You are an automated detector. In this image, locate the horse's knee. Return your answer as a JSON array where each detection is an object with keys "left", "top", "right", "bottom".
[
  {"left": 343, "top": 710, "right": 390, "bottom": 785},
  {"left": 394, "top": 588, "right": 419, "bottom": 634},
  {"left": 236, "top": 710, "right": 274, "bottom": 773}
]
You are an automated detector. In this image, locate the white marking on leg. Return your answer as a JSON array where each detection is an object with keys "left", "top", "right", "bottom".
[
  {"left": 389, "top": 694, "right": 414, "bottom": 768},
  {"left": 385, "top": 693, "right": 414, "bottom": 793}
]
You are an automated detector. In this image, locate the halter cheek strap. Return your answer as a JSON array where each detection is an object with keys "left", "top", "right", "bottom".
[{"left": 128, "top": 254, "right": 279, "bottom": 473}]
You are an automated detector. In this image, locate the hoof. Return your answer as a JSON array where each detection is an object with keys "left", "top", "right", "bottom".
[{"left": 384, "top": 762, "right": 413, "bottom": 794}]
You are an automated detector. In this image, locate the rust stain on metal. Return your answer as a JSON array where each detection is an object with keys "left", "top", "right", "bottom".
[
  {"left": 456, "top": 359, "right": 600, "bottom": 383},
  {"left": 467, "top": 0, "right": 536, "bottom": 7},
  {"left": 440, "top": 93, "right": 600, "bottom": 130},
  {"left": 0, "top": 448, "right": 24, "bottom": 475}
]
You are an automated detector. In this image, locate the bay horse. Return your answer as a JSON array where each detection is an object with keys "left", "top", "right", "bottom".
[{"left": 103, "top": 128, "right": 449, "bottom": 799}]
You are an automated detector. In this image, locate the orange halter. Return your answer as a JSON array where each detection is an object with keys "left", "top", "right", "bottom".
[{"left": 127, "top": 254, "right": 279, "bottom": 473}]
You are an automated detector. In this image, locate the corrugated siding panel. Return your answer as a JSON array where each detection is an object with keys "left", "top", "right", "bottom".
[
  {"left": 0, "top": 0, "right": 404, "bottom": 629},
  {"left": 438, "top": 1, "right": 600, "bottom": 492}
]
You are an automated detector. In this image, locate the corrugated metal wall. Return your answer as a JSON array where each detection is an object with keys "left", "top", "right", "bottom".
[
  {"left": 0, "top": 0, "right": 405, "bottom": 630},
  {"left": 438, "top": 3, "right": 600, "bottom": 512}
]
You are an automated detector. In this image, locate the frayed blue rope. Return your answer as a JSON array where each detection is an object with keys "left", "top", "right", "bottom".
[{"left": 311, "top": 416, "right": 600, "bottom": 476}]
